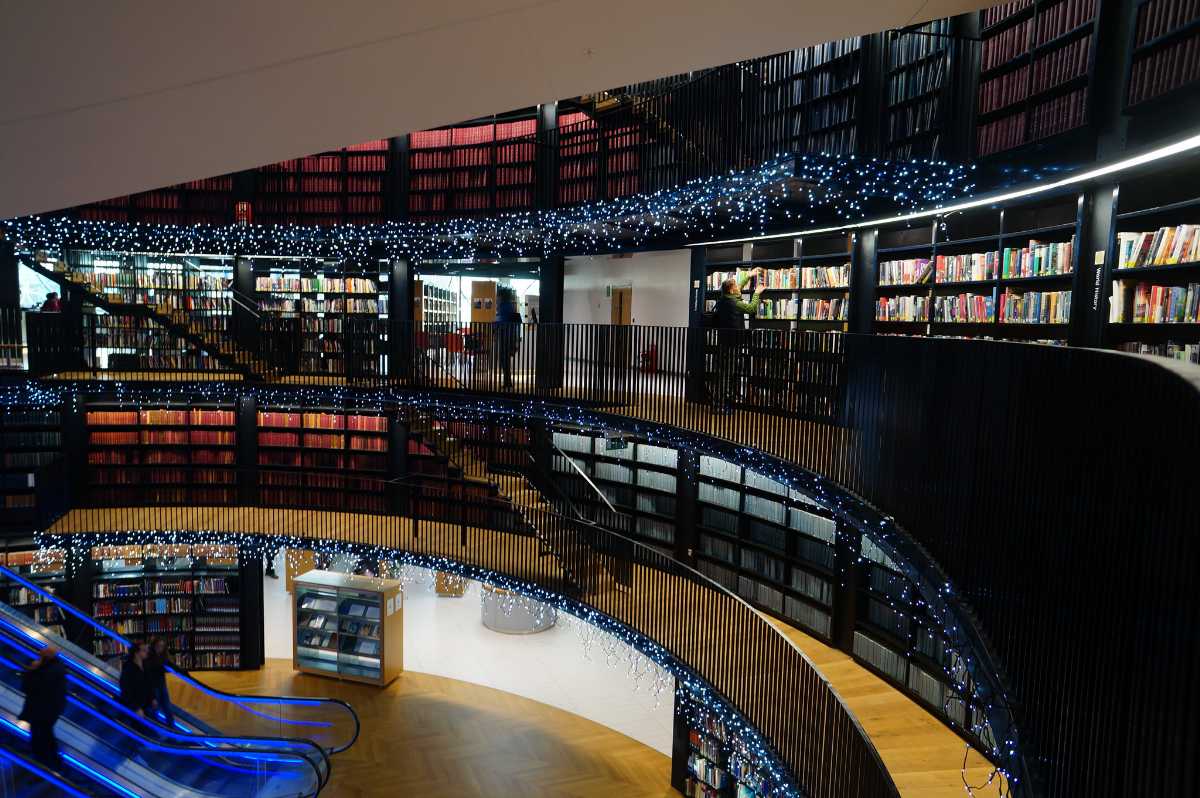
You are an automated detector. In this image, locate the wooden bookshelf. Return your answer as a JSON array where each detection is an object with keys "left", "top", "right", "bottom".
[
  {"left": 409, "top": 118, "right": 536, "bottom": 220},
  {"left": 257, "top": 140, "right": 389, "bottom": 226},
  {"left": 84, "top": 402, "right": 238, "bottom": 507},
  {"left": 976, "top": 0, "right": 1101, "bottom": 156},
  {"left": 89, "top": 543, "right": 243, "bottom": 670},
  {"left": 294, "top": 569, "right": 403, "bottom": 687},
  {"left": 257, "top": 407, "right": 390, "bottom": 513}
]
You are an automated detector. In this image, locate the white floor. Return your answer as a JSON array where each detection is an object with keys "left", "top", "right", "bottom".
[{"left": 263, "top": 553, "right": 674, "bottom": 755}]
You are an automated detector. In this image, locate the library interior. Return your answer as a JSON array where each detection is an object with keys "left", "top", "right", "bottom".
[{"left": 1, "top": 1, "right": 1199, "bottom": 796}]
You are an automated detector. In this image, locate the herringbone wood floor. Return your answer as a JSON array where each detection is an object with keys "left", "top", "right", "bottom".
[{"left": 200, "top": 660, "right": 675, "bottom": 798}]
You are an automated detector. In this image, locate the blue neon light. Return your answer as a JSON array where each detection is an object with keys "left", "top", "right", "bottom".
[{"left": 0, "top": 743, "right": 90, "bottom": 798}]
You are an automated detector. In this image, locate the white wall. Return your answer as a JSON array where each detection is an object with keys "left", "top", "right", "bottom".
[{"left": 564, "top": 249, "right": 691, "bottom": 327}]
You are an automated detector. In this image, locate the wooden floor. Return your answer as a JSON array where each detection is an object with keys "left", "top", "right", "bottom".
[{"left": 200, "top": 660, "right": 675, "bottom": 798}]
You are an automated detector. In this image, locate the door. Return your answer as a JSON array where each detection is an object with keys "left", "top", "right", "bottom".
[{"left": 610, "top": 286, "right": 632, "bottom": 325}]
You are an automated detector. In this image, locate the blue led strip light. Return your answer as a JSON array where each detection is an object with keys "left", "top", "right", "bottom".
[{"left": 0, "top": 735, "right": 94, "bottom": 798}]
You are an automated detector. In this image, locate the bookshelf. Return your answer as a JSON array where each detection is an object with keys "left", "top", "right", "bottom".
[
  {"left": 672, "top": 687, "right": 778, "bottom": 798},
  {"left": 413, "top": 280, "right": 459, "bottom": 324},
  {"left": 293, "top": 569, "right": 402, "bottom": 686},
  {"left": 78, "top": 176, "right": 234, "bottom": 225},
  {"left": 0, "top": 409, "right": 61, "bottom": 530},
  {"left": 84, "top": 403, "right": 238, "bottom": 507},
  {"left": 550, "top": 430, "right": 679, "bottom": 555},
  {"left": 558, "top": 112, "right": 600, "bottom": 206},
  {"left": 1126, "top": 0, "right": 1200, "bottom": 110},
  {"left": 89, "top": 544, "right": 243, "bottom": 670},
  {"left": 702, "top": 235, "right": 852, "bottom": 332},
  {"left": 256, "top": 408, "right": 390, "bottom": 513},
  {"left": 1103, "top": 160, "right": 1200, "bottom": 361},
  {"left": 409, "top": 119, "right": 537, "bottom": 220},
  {"left": 60, "top": 249, "right": 234, "bottom": 372},
  {"left": 2, "top": 549, "right": 68, "bottom": 638},
  {"left": 873, "top": 191, "right": 1082, "bottom": 341},
  {"left": 257, "top": 140, "right": 389, "bottom": 226},
  {"left": 252, "top": 258, "right": 387, "bottom": 377},
  {"left": 884, "top": 19, "right": 954, "bottom": 160},
  {"left": 976, "top": 0, "right": 1101, "bottom": 156}
]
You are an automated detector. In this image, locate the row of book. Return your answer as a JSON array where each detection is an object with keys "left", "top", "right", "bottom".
[
  {"left": 84, "top": 272, "right": 230, "bottom": 291},
  {"left": 807, "top": 126, "right": 859, "bottom": 155},
  {"left": 887, "top": 98, "right": 941, "bottom": 141},
  {"left": 933, "top": 293, "right": 995, "bottom": 323},
  {"left": 977, "top": 109, "right": 1028, "bottom": 156},
  {"left": 688, "top": 753, "right": 727, "bottom": 790},
  {"left": 877, "top": 295, "right": 930, "bottom": 321},
  {"left": 806, "top": 96, "right": 856, "bottom": 131},
  {"left": 980, "top": 65, "right": 1031, "bottom": 116},
  {"left": 1112, "top": 281, "right": 1200, "bottom": 323},
  {"left": 888, "top": 57, "right": 947, "bottom": 105},
  {"left": 258, "top": 451, "right": 385, "bottom": 470},
  {"left": 1031, "top": 35, "right": 1092, "bottom": 95},
  {"left": 1119, "top": 340, "right": 1200, "bottom": 363},
  {"left": 982, "top": 19, "right": 1033, "bottom": 71},
  {"left": 1034, "top": 0, "right": 1097, "bottom": 45},
  {"left": 879, "top": 258, "right": 932, "bottom": 286},
  {"left": 757, "top": 298, "right": 847, "bottom": 321},
  {"left": 1002, "top": 239, "right": 1075, "bottom": 277},
  {"left": 888, "top": 19, "right": 951, "bottom": 70},
  {"left": 808, "top": 69, "right": 862, "bottom": 102},
  {"left": 997, "top": 289, "right": 1072, "bottom": 323},
  {"left": 1117, "top": 225, "right": 1200, "bottom": 268},
  {"left": 937, "top": 252, "right": 999, "bottom": 283},
  {"left": 607, "top": 150, "right": 640, "bottom": 175},
  {"left": 982, "top": 1, "right": 1033, "bottom": 29},
  {"left": 1136, "top": 0, "right": 1200, "bottom": 47},
  {"left": 258, "top": 412, "right": 386, "bottom": 431}
]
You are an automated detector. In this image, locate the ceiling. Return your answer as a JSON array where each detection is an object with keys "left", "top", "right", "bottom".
[{"left": 0, "top": 0, "right": 988, "bottom": 221}]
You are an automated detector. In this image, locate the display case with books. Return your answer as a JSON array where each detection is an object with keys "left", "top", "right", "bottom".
[{"left": 293, "top": 570, "right": 402, "bottom": 687}]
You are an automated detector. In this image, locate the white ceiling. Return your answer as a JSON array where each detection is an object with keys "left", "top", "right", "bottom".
[{"left": 0, "top": 0, "right": 989, "bottom": 219}]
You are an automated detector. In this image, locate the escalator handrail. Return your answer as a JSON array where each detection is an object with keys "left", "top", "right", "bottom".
[
  {"left": 0, "top": 565, "right": 361, "bottom": 753},
  {"left": 0, "top": 735, "right": 96, "bottom": 798},
  {"left": 0, "top": 608, "right": 332, "bottom": 787},
  {"left": 0, "top": 662, "right": 327, "bottom": 798}
]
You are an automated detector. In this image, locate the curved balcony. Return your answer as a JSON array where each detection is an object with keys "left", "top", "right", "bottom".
[{"left": 4, "top": 327, "right": 1199, "bottom": 797}]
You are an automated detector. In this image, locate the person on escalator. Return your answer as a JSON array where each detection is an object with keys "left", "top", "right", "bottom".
[
  {"left": 146, "top": 638, "right": 175, "bottom": 727},
  {"left": 19, "top": 646, "right": 67, "bottom": 768},
  {"left": 119, "top": 641, "right": 156, "bottom": 717}
]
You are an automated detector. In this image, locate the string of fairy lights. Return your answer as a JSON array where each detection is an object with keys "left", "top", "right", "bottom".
[
  {"left": 0, "top": 153, "right": 976, "bottom": 260},
  {"left": 0, "top": 377, "right": 1020, "bottom": 794}
]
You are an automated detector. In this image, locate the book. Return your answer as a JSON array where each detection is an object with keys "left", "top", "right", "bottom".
[{"left": 1116, "top": 225, "right": 1200, "bottom": 268}]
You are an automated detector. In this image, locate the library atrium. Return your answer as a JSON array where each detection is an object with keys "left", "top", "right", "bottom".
[{"left": 1, "top": 2, "right": 1198, "bottom": 797}]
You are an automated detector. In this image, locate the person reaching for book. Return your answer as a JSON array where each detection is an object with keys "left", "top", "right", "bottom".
[{"left": 709, "top": 269, "right": 764, "bottom": 414}]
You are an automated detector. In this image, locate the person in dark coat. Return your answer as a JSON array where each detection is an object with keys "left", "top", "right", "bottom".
[
  {"left": 19, "top": 646, "right": 68, "bottom": 768},
  {"left": 146, "top": 638, "right": 175, "bottom": 726},
  {"left": 119, "top": 641, "right": 155, "bottom": 716},
  {"left": 710, "top": 271, "right": 764, "bottom": 413},
  {"left": 494, "top": 287, "right": 522, "bottom": 389}
]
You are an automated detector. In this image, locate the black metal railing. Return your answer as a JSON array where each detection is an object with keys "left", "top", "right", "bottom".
[{"left": 41, "top": 478, "right": 900, "bottom": 798}]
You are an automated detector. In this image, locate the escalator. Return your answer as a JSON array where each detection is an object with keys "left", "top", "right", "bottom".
[
  {"left": 0, "top": 565, "right": 361, "bottom": 796},
  {"left": 0, "top": 565, "right": 358, "bottom": 754}
]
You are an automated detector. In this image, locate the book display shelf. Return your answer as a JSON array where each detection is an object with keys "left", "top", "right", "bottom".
[
  {"left": 89, "top": 544, "right": 243, "bottom": 670},
  {"left": 413, "top": 279, "right": 458, "bottom": 324},
  {"left": 252, "top": 258, "right": 387, "bottom": 377},
  {"left": 257, "top": 140, "right": 389, "bottom": 226},
  {"left": 84, "top": 403, "right": 238, "bottom": 506},
  {"left": 550, "top": 430, "right": 679, "bottom": 554},
  {"left": 884, "top": 18, "right": 954, "bottom": 160},
  {"left": 693, "top": 455, "right": 839, "bottom": 641},
  {"left": 849, "top": 536, "right": 993, "bottom": 747},
  {"left": 52, "top": 249, "right": 234, "bottom": 372},
  {"left": 0, "top": 409, "right": 61, "bottom": 529},
  {"left": 558, "top": 111, "right": 600, "bottom": 206},
  {"left": 2, "top": 549, "right": 68, "bottom": 638},
  {"left": 293, "top": 569, "right": 402, "bottom": 686},
  {"left": 1104, "top": 159, "right": 1200, "bottom": 361},
  {"left": 703, "top": 235, "right": 853, "bottom": 331},
  {"left": 408, "top": 118, "right": 537, "bottom": 221},
  {"left": 672, "top": 687, "right": 777, "bottom": 798},
  {"left": 1126, "top": 0, "right": 1200, "bottom": 110},
  {"left": 256, "top": 407, "right": 390, "bottom": 513},
  {"left": 77, "top": 177, "right": 234, "bottom": 225},
  {"left": 874, "top": 190, "right": 1082, "bottom": 341},
  {"left": 976, "top": 0, "right": 1101, "bottom": 156}
]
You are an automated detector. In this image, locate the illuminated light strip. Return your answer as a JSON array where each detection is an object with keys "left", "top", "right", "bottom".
[
  {"left": 688, "top": 132, "right": 1200, "bottom": 246},
  {"left": 0, "top": 718, "right": 113, "bottom": 798},
  {"left": 0, "top": 567, "right": 330, "bottom": 726}
]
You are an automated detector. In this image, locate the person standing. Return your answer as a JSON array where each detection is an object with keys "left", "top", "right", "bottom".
[
  {"left": 19, "top": 646, "right": 68, "bottom": 768},
  {"left": 495, "top": 287, "right": 522, "bottom": 389},
  {"left": 39, "top": 292, "right": 62, "bottom": 312},
  {"left": 146, "top": 638, "right": 175, "bottom": 726},
  {"left": 119, "top": 641, "right": 155, "bottom": 716},
  {"left": 710, "top": 270, "right": 764, "bottom": 413}
]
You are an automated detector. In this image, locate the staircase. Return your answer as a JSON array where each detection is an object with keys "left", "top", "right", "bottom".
[{"left": 23, "top": 256, "right": 278, "bottom": 380}]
